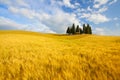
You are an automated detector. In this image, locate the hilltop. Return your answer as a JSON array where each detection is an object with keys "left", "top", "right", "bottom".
[{"left": 0, "top": 30, "right": 120, "bottom": 80}]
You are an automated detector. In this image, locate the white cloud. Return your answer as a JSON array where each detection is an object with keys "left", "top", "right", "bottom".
[
  {"left": 9, "top": 7, "right": 36, "bottom": 19},
  {"left": 0, "top": 16, "right": 55, "bottom": 33},
  {"left": 15, "top": 0, "right": 29, "bottom": 7},
  {"left": 81, "top": 13, "right": 91, "bottom": 18},
  {"left": 74, "top": 2, "right": 80, "bottom": 6},
  {"left": 0, "top": 0, "right": 11, "bottom": 6},
  {"left": 98, "top": 7, "right": 108, "bottom": 13},
  {"left": 88, "top": 14, "right": 109, "bottom": 24},
  {"left": 18, "top": 8, "right": 36, "bottom": 19},
  {"left": 95, "top": 27, "right": 104, "bottom": 31},
  {"left": 75, "top": 8, "right": 86, "bottom": 14},
  {"left": 63, "top": 0, "right": 75, "bottom": 8},
  {"left": 109, "top": 0, "right": 117, "bottom": 5},
  {"left": 0, "top": 16, "right": 24, "bottom": 29},
  {"left": 0, "top": 0, "right": 29, "bottom": 8},
  {"left": 94, "top": 27, "right": 105, "bottom": 35},
  {"left": 8, "top": 7, "right": 19, "bottom": 14},
  {"left": 93, "top": 0, "right": 109, "bottom": 8},
  {"left": 81, "top": 13, "right": 109, "bottom": 24},
  {"left": 8, "top": 2, "right": 80, "bottom": 33},
  {"left": 87, "top": 6, "right": 92, "bottom": 12},
  {"left": 93, "top": 4, "right": 100, "bottom": 8},
  {"left": 94, "top": 27, "right": 120, "bottom": 36},
  {"left": 39, "top": 9, "right": 80, "bottom": 33},
  {"left": 22, "top": 23, "right": 56, "bottom": 33},
  {"left": 76, "top": 1, "right": 109, "bottom": 24}
]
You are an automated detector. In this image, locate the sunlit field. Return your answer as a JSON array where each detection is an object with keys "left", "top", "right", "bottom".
[{"left": 0, "top": 30, "right": 120, "bottom": 80}]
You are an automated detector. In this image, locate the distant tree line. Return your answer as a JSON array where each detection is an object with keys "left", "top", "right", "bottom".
[{"left": 66, "top": 23, "right": 92, "bottom": 35}]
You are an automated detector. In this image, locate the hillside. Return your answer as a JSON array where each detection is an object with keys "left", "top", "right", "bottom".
[{"left": 0, "top": 30, "right": 120, "bottom": 80}]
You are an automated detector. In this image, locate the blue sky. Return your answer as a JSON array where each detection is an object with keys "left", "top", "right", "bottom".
[{"left": 0, "top": 0, "right": 120, "bottom": 35}]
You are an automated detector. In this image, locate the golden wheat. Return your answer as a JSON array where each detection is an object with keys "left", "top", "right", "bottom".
[{"left": 0, "top": 30, "right": 120, "bottom": 80}]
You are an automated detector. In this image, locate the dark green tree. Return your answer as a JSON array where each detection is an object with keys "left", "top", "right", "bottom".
[
  {"left": 71, "top": 23, "right": 76, "bottom": 34},
  {"left": 66, "top": 27, "right": 71, "bottom": 34},
  {"left": 80, "top": 28, "right": 83, "bottom": 34},
  {"left": 76, "top": 25, "right": 80, "bottom": 33},
  {"left": 83, "top": 24, "right": 87, "bottom": 34},
  {"left": 89, "top": 26, "right": 92, "bottom": 34},
  {"left": 86, "top": 24, "right": 90, "bottom": 34},
  {"left": 86, "top": 24, "right": 92, "bottom": 34},
  {"left": 66, "top": 23, "right": 92, "bottom": 35}
]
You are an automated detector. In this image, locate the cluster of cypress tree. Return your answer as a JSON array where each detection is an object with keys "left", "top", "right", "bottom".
[{"left": 66, "top": 23, "right": 92, "bottom": 35}]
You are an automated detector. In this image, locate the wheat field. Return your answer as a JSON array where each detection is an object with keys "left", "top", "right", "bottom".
[{"left": 0, "top": 30, "right": 120, "bottom": 80}]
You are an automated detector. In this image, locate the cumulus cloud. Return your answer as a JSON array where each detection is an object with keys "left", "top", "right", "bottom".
[
  {"left": 81, "top": 13, "right": 109, "bottom": 24},
  {"left": 63, "top": 0, "right": 75, "bottom": 8},
  {"left": 93, "top": 0, "right": 117, "bottom": 8},
  {"left": 0, "top": 16, "right": 24, "bottom": 29},
  {"left": 38, "top": 8, "right": 80, "bottom": 33},
  {"left": 76, "top": 0, "right": 110, "bottom": 24},
  {"left": 93, "top": 0, "right": 109, "bottom": 8},
  {"left": 88, "top": 14, "right": 109, "bottom": 24},
  {"left": 9, "top": 7, "right": 36, "bottom": 19},
  {"left": 0, "top": 16, "right": 55, "bottom": 33},
  {"left": 0, "top": 0, "right": 80, "bottom": 33},
  {"left": 7, "top": 0, "right": 80, "bottom": 33},
  {"left": 87, "top": 6, "right": 92, "bottom": 12}
]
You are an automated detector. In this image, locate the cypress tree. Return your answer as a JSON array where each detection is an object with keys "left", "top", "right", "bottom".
[
  {"left": 66, "top": 27, "right": 71, "bottom": 34},
  {"left": 86, "top": 24, "right": 90, "bottom": 34},
  {"left": 83, "top": 24, "right": 87, "bottom": 34},
  {"left": 80, "top": 28, "right": 83, "bottom": 34},
  {"left": 89, "top": 26, "right": 92, "bottom": 34},
  {"left": 76, "top": 25, "right": 80, "bottom": 33},
  {"left": 86, "top": 24, "right": 92, "bottom": 34},
  {"left": 71, "top": 23, "right": 76, "bottom": 34}
]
